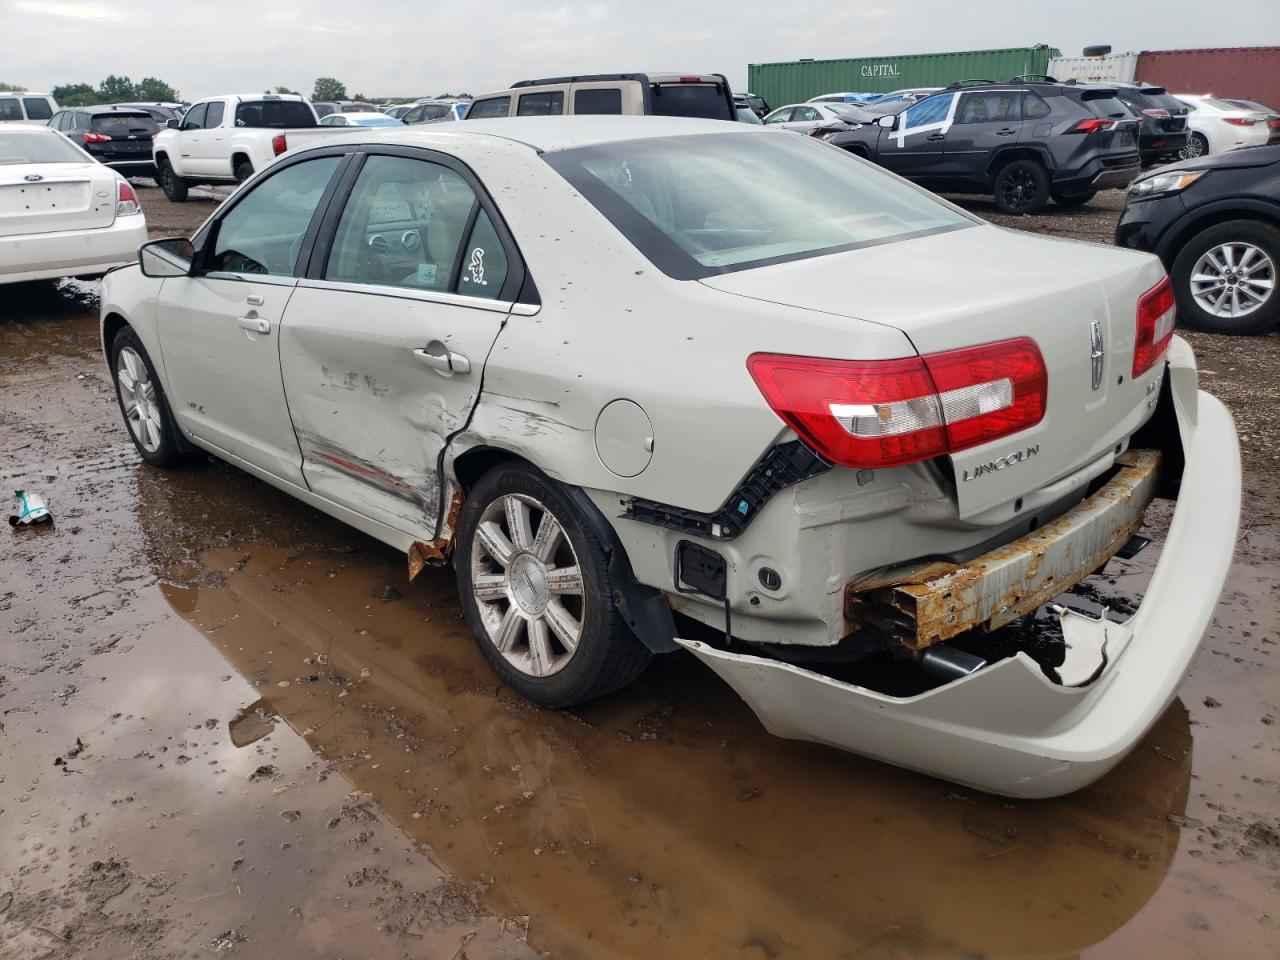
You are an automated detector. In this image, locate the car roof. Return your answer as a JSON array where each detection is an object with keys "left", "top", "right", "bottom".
[{"left": 304, "top": 115, "right": 756, "bottom": 154}]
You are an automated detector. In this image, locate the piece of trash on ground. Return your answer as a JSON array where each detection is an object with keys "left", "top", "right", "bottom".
[{"left": 9, "top": 489, "right": 51, "bottom": 526}]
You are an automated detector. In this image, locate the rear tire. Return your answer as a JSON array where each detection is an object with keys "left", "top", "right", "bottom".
[
  {"left": 1050, "top": 189, "right": 1096, "bottom": 209},
  {"left": 454, "top": 462, "right": 652, "bottom": 708},
  {"left": 1180, "top": 133, "right": 1209, "bottom": 160},
  {"left": 993, "top": 159, "right": 1050, "bottom": 214},
  {"left": 1170, "top": 219, "right": 1280, "bottom": 335},
  {"left": 159, "top": 160, "right": 188, "bottom": 202},
  {"left": 233, "top": 159, "right": 254, "bottom": 184},
  {"left": 109, "top": 327, "right": 186, "bottom": 467}
]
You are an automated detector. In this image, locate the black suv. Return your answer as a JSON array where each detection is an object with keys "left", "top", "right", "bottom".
[
  {"left": 1103, "top": 83, "right": 1189, "bottom": 166},
  {"left": 824, "top": 78, "right": 1141, "bottom": 213},
  {"left": 47, "top": 105, "right": 160, "bottom": 180}
]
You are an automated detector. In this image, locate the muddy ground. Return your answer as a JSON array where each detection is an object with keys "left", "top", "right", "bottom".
[{"left": 2, "top": 185, "right": 1277, "bottom": 960}]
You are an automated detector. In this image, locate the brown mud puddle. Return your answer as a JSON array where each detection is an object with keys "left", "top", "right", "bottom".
[{"left": 2, "top": 273, "right": 1278, "bottom": 960}]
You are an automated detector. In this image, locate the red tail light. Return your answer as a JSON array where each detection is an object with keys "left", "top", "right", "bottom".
[
  {"left": 1133, "top": 278, "right": 1176, "bottom": 378},
  {"left": 116, "top": 179, "right": 140, "bottom": 216},
  {"left": 747, "top": 338, "right": 1048, "bottom": 469},
  {"left": 1224, "top": 117, "right": 1259, "bottom": 127},
  {"left": 271, "top": 133, "right": 287, "bottom": 155},
  {"left": 1068, "top": 118, "right": 1116, "bottom": 134},
  {"left": 83, "top": 132, "right": 111, "bottom": 143}
]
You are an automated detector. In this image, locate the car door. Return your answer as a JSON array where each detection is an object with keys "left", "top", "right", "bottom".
[
  {"left": 278, "top": 148, "right": 525, "bottom": 541},
  {"left": 880, "top": 92, "right": 956, "bottom": 180},
  {"left": 156, "top": 151, "right": 349, "bottom": 484},
  {"left": 174, "top": 101, "right": 208, "bottom": 175},
  {"left": 943, "top": 90, "right": 1021, "bottom": 184}
]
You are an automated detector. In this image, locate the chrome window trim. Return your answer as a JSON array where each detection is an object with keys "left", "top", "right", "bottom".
[
  {"left": 297, "top": 277, "right": 523, "bottom": 314},
  {"left": 204, "top": 272, "right": 298, "bottom": 287}
]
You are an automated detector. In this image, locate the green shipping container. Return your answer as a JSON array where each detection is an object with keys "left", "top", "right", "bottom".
[{"left": 747, "top": 45, "right": 1062, "bottom": 108}]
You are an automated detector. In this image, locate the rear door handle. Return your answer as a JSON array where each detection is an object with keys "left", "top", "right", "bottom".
[
  {"left": 926, "top": 133, "right": 946, "bottom": 142},
  {"left": 996, "top": 128, "right": 1017, "bottom": 136},
  {"left": 414, "top": 343, "right": 470, "bottom": 376},
  {"left": 238, "top": 316, "right": 270, "bottom": 334}
]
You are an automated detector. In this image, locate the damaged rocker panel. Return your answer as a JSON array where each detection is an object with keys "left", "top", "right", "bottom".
[{"left": 845, "top": 449, "right": 1162, "bottom": 650}]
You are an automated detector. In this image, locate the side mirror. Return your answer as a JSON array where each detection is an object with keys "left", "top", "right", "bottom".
[
  {"left": 139, "top": 238, "right": 194, "bottom": 278},
  {"left": 166, "top": 118, "right": 179, "bottom": 129},
  {"left": 877, "top": 115, "right": 896, "bottom": 129}
]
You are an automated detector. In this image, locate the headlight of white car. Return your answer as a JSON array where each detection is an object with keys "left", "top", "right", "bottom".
[{"left": 1128, "top": 170, "right": 1204, "bottom": 199}]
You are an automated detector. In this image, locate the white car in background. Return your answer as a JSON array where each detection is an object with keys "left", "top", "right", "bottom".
[
  {"left": 762, "top": 102, "right": 870, "bottom": 132},
  {"left": 1176, "top": 94, "right": 1271, "bottom": 157},
  {"left": 319, "top": 112, "right": 405, "bottom": 128},
  {"left": 0, "top": 91, "right": 57, "bottom": 125},
  {"left": 0, "top": 126, "right": 146, "bottom": 284},
  {"left": 98, "top": 117, "right": 1238, "bottom": 798}
]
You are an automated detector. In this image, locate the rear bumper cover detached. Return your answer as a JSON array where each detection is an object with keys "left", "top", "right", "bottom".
[{"left": 678, "top": 337, "right": 1240, "bottom": 798}]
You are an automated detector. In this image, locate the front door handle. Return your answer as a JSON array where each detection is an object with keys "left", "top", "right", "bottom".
[
  {"left": 238, "top": 316, "right": 270, "bottom": 335},
  {"left": 414, "top": 342, "right": 470, "bottom": 376},
  {"left": 926, "top": 133, "right": 946, "bottom": 142},
  {"left": 996, "top": 128, "right": 1017, "bottom": 136}
]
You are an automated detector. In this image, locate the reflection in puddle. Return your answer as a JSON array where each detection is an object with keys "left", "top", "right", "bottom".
[{"left": 148, "top": 520, "right": 1194, "bottom": 958}]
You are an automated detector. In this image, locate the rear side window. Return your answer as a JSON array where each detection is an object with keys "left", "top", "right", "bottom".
[
  {"left": 206, "top": 102, "right": 225, "bottom": 127},
  {"left": 1022, "top": 93, "right": 1051, "bottom": 120},
  {"left": 0, "top": 99, "right": 21, "bottom": 122},
  {"left": 457, "top": 210, "right": 508, "bottom": 299},
  {"left": 517, "top": 91, "right": 564, "bottom": 116},
  {"left": 23, "top": 98, "right": 53, "bottom": 121},
  {"left": 416, "top": 103, "right": 450, "bottom": 122},
  {"left": 91, "top": 113, "right": 158, "bottom": 134},
  {"left": 650, "top": 83, "right": 733, "bottom": 120},
  {"left": 182, "top": 103, "right": 209, "bottom": 130},
  {"left": 957, "top": 92, "right": 1020, "bottom": 123},
  {"left": 235, "top": 100, "right": 317, "bottom": 128},
  {"left": 574, "top": 88, "right": 622, "bottom": 115},
  {"left": 466, "top": 97, "right": 510, "bottom": 119}
]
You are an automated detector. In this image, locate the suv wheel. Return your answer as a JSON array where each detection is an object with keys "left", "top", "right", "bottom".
[
  {"left": 455, "top": 463, "right": 652, "bottom": 708},
  {"left": 1050, "top": 189, "right": 1096, "bottom": 209},
  {"left": 993, "top": 159, "right": 1049, "bottom": 214},
  {"left": 159, "top": 160, "right": 188, "bottom": 203},
  {"left": 1171, "top": 220, "right": 1280, "bottom": 335}
]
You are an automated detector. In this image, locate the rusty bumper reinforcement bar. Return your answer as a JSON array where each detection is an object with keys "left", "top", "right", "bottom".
[{"left": 845, "top": 449, "right": 1161, "bottom": 650}]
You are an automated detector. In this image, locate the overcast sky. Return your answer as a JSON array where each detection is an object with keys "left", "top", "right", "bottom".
[{"left": 3, "top": 0, "right": 1278, "bottom": 100}]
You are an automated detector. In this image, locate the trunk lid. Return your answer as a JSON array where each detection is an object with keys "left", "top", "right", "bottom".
[
  {"left": 701, "top": 224, "right": 1168, "bottom": 518},
  {"left": 0, "top": 161, "right": 118, "bottom": 238}
]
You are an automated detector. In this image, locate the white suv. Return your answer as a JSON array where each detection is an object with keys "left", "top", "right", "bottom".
[
  {"left": 464, "top": 73, "right": 736, "bottom": 121},
  {"left": 98, "top": 117, "right": 1238, "bottom": 797},
  {"left": 0, "top": 91, "right": 57, "bottom": 125}
]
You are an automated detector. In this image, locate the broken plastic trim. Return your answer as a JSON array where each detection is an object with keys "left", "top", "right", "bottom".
[{"left": 623, "top": 440, "right": 830, "bottom": 540}]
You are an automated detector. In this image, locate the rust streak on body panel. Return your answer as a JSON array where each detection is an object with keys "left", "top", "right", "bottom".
[{"left": 846, "top": 450, "right": 1161, "bottom": 650}]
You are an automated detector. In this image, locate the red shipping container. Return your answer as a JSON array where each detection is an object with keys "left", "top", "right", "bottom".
[{"left": 1136, "top": 47, "right": 1280, "bottom": 110}]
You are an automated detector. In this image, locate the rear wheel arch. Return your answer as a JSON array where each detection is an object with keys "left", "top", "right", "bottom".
[{"left": 986, "top": 146, "right": 1052, "bottom": 181}]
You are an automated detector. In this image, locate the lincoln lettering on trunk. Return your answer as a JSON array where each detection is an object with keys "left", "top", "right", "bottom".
[{"left": 961, "top": 444, "right": 1041, "bottom": 482}]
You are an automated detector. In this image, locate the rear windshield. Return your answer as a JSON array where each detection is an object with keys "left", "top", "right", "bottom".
[
  {"left": 544, "top": 131, "right": 972, "bottom": 279},
  {"left": 1082, "top": 92, "right": 1131, "bottom": 119},
  {"left": 0, "top": 130, "right": 86, "bottom": 164},
  {"left": 1203, "top": 97, "right": 1250, "bottom": 112},
  {"left": 235, "top": 100, "right": 316, "bottom": 128},
  {"left": 650, "top": 83, "right": 733, "bottom": 120},
  {"left": 91, "top": 113, "right": 158, "bottom": 134},
  {"left": 23, "top": 98, "right": 53, "bottom": 120},
  {"left": 1226, "top": 100, "right": 1270, "bottom": 113}
]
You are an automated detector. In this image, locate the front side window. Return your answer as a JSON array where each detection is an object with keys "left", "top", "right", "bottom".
[
  {"left": 545, "top": 132, "right": 973, "bottom": 279},
  {"left": 903, "top": 94, "right": 953, "bottom": 129},
  {"left": 23, "top": 98, "right": 53, "bottom": 121},
  {"left": 325, "top": 155, "right": 479, "bottom": 293},
  {"left": 210, "top": 156, "right": 341, "bottom": 276},
  {"left": 517, "top": 91, "right": 564, "bottom": 117},
  {"left": 763, "top": 107, "right": 792, "bottom": 124},
  {"left": 181, "top": 103, "right": 208, "bottom": 130},
  {"left": 466, "top": 97, "right": 510, "bottom": 120},
  {"left": 574, "top": 88, "right": 622, "bottom": 115}
]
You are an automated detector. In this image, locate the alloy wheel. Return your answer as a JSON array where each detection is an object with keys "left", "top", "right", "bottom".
[
  {"left": 470, "top": 493, "right": 585, "bottom": 678},
  {"left": 116, "top": 346, "right": 163, "bottom": 452},
  {"left": 1190, "top": 242, "right": 1276, "bottom": 318},
  {"left": 999, "top": 169, "right": 1037, "bottom": 211}
]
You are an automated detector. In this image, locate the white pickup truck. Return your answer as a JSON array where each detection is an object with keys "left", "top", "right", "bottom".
[{"left": 152, "top": 94, "right": 341, "bottom": 201}]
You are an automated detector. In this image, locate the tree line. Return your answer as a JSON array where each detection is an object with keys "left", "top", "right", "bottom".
[{"left": 50, "top": 76, "right": 180, "bottom": 106}]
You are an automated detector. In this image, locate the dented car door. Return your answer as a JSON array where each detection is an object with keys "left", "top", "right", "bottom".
[{"left": 279, "top": 150, "right": 520, "bottom": 541}]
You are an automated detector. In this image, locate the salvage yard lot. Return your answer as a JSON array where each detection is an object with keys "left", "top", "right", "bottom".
[{"left": 2, "top": 183, "right": 1277, "bottom": 959}]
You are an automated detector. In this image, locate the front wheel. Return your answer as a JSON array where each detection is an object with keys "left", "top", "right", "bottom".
[
  {"left": 110, "top": 327, "right": 186, "bottom": 466},
  {"left": 1170, "top": 220, "right": 1280, "bottom": 335},
  {"left": 159, "top": 160, "right": 188, "bottom": 202},
  {"left": 1050, "top": 189, "right": 1096, "bottom": 209},
  {"left": 993, "top": 159, "right": 1050, "bottom": 214},
  {"left": 455, "top": 463, "right": 651, "bottom": 707}
]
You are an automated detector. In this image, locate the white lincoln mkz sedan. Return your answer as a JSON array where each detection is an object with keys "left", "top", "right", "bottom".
[{"left": 99, "top": 117, "right": 1240, "bottom": 797}]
